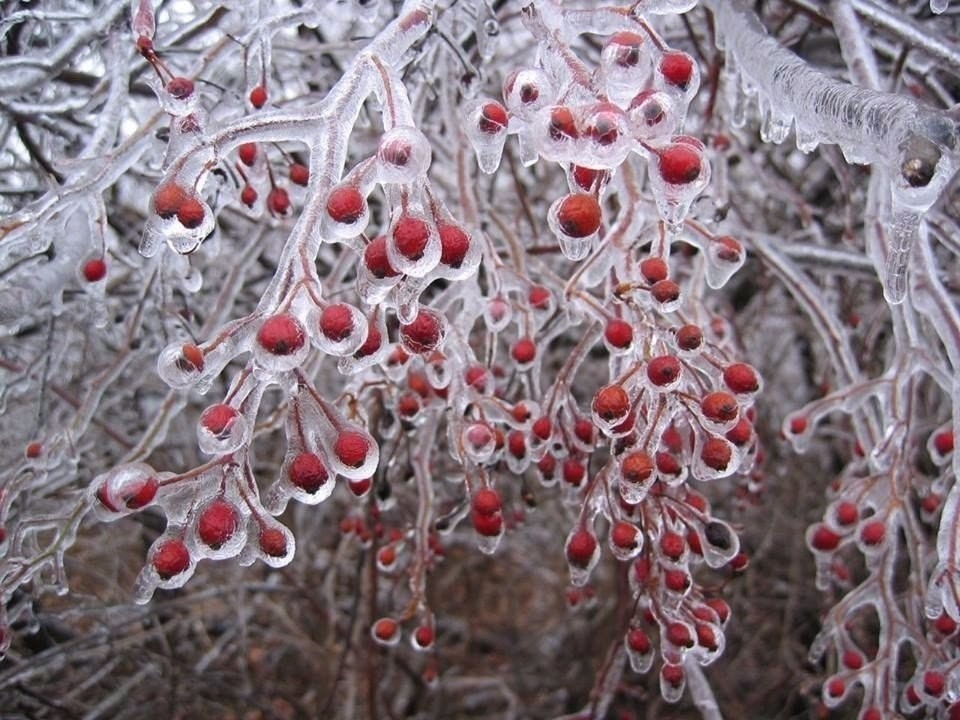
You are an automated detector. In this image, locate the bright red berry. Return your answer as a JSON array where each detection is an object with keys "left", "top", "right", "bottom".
[
  {"left": 200, "top": 404, "right": 238, "bottom": 437},
  {"left": 372, "top": 617, "right": 399, "bottom": 643},
  {"left": 334, "top": 431, "right": 370, "bottom": 468},
  {"left": 289, "top": 163, "right": 309, "bottom": 186},
  {"left": 723, "top": 363, "right": 759, "bottom": 394},
  {"left": 364, "top": 236, "right": 399, "bottom": 279},
  {"left": 257, "top": 313, "right": 305, "bottom": 355},
  {"left": 511, "top": 337, "right": 537, "bottom": 365},
  {"left": 400, "top": 310, "right": 444, "bottom": 354},
  {"left": 154, "top": 183, "right": 187, "bottom": 218},
  {"left": 604, "top": 319, "right": 633, "bottom": 349},
  {"left": 810, "top": 524, "right": 841, "bottom": 551},
  {"left": 556, "top": 194, "right": 601, "bottom": 238},
  {"left": 414, "top": 626, "right": 434, "bottom": 649},
  {"left": 268, "top": 187, "right": 290, "bottom": 215},
  {"left": 355, "top": 324, "right": 383, "bottom": 358},
  {"left": 473, "top": 510, "right": 503, "bottom": 536},
  {"left": 548, "top": 106, "right": 578, "bottom": 140},
  {"left": 656, "top": 143, "right": 701, "bottom": 185},
  {"left": 621, "top": 451, "right": 654, "bottom": 484},
  {"left": 259, "top": 527, "right": 287, "bottom": 557},
  {"left": 665, "top": 622, "right": 693, "bottom": 648},
  {"left": 288, "top": 452, "right": 329, "bottom": 493},
  {"left": 153, "top": 538, "right": 190, "bottom": 579},
  {"left": 611, "top": 521, "right": 639, "bottom": 550},
  {"left": 178, "top": 343, "right": 204, "bottom": 373},
  {"left": 660, "top": 531, "right": 685, "bottom": 560},
  {"left": 626, "top": 628, "right": 651, "bottom": 653},
  {"left": 326, "top": 185, "right": 365, "bottom": 224},
  {"left": 238, "top": 142, "right": 257, "bottom": 166},
  {"left": 249, "top": 85, "right": 267, "bottom": 108},
  {"left": 860, "top": 520, "right": 885, "bottom": 546},
  {"left": 198, "top": 499, "right": 239, "bottom": 549},
  {"left": 647, "top": 355, "right": 682, "bottom": 386},
  {"left": 826, "top": 677, "right": 845, "bottom": 699},
  {"left": 472, "top": 488, "right": 502, "bottom": 516},
  {"left": 478, "top": 101, "right": 508, "bottom": 134},
  {"left": 834, "top": 502, "right": 859, "bottom": 526},
  {"left": 640, "top": 257, "right": 668, "bottom": 284},
  {"left": 393, "top": 216, "right": 430, "bottom": 260},
  {"left": 438, "top": 223, "right": 470, "bottom": 267},
  {"left": 935, "top": 429, "right": 954, "bottom": 455},
  {"left": 566, "top": 529, "right": 598, "bottom": 568},
  {"left": 659, "top": 51, "right": 695, "bottom": 90},
  {"left": 925, "top": 670, "right": 946, "bottom": 696},
  {"left": 562, "top": 457, "right": 586, "bottom": 486},
  {"left": 176, "top": 197, "right": 205, "bottom": 228},
  {"left": 607, "top": 32, "right": 645, "bottom": 67},
  {"left": 240, "top": 184, "right": 257, "bottom": 207},
  {"left": 593, "top": 385, "right": 630, "bottom": 422},
  {"left": 701, "top": 437, "right": 732, "bottom": 471},
  {"left": 528, "top": 285, "right": 551, "bottom": 310},
  {"left": 82, "top": 258, "right": 107, "bottom": 283},
  {"left": 319, "top": 304, "right": 355, "bottom": 342},
  {"left": 701, "top": 392, "right": 738, "bottom": 423}
]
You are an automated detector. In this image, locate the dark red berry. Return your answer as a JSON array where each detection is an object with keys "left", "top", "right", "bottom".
[
  {"left": 556, "top": 194, "right": 601, "bottom": 238},
  {"left": 288, "top": 452, "right": 329, "bottom": 493}
]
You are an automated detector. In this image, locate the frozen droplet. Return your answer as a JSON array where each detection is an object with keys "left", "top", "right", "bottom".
[
  {"left": 502, "top": 67, "right": 554, "bottom": 119},
  {"left": 628, "top": 90, "right": 677, "bottom": 143},
  {"left": 601, "top": 32, "right": 653, "bottom": 106},
  {"left": 386, "top": 212, "right": 441, "bottom": 278},
  {"left": 932, "top": 0, "right": 949, "bottom": 13},
  {"left": 197, "top": 405, "right": 248, "bottom": 455},
  {"left": 311, "top": 303, "right": 369, "bottom": 357},
  {"left": 326, "top": 427, "right": 379, "bottom": 480},
  {"left": 90, "top": 462, "right": 160, "bottom": 521}
]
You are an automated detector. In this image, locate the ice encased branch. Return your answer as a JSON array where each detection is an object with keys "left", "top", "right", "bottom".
[{"left": 705, "top": 0, "right": 959, "bottom": 303}]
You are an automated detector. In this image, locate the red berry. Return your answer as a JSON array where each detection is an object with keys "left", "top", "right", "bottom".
[
  {"left": 646, "top": 355, "right": 681, "bottom": 386},
  {"left": 397, "top": 392, "right": 421, "bottom": 419},
  {"left": 657, "top": 143, "right": 701, "bottom": 185},
  {"left": 562, "top": 457, "right": 586, "bottom": 486},
  {"left": 249, "top": 85, "right": 267, "bottom": 108},
  {"left": 659, "top": 51, "right": 695, "bottom": 90},
  {"left": 860, "top": 520, "right": 885, "bottom": 546},
  {"left": 660, "top": 531, "right": 685, "bottom": 560},
  {"left": 787, "top": 415, "right": 808, "bottom": 435},
  {"left": 198, "top": 499, "right": 239, "bottom": 549},
  {"left": 842, "top": 650, "right": 864, "bottom": 670},
  {"left": 96, "top": 473, "right": 158, "bottom": 512},
  {"left": 393, "top": 216, "right": 431, "bottom": 260},
  {"left": 165, "top": 76, "right": 194, "bottom": 99},
  {"left": 414, "top": 626, "right": 434, "bottom": 649},
  {"left": 925, "top": 670, "right": 946, "bottom": 696},
  {"left": 723, "top": 363, "right": 759, "bottom": 394},
  {"left": 327, "top": 185, "right": 365, "bottom": 224},
  {"left": 473, "top": 510, "right": 503, "bottom": 536},
  {"left": 240, "top": 185, "right": 257, "bottom": 207},
  {"left": 566, "top": 529, "right": 598, "bottom": 568},
  {"left": 548, "top": 106, "right": 579, "bottom": 141},
  {"left": 935, "top": 429, "right": 954, "bottom": 455},
  {"left": 373, "top": 617, "right": 399, "bottom": 643},
  {"left": 259, "top": 527, "right": 287, "bottom": 557},
  {"left": 364, "top": 235, "right": 399, "bottom": 279},
  {"left": 438, "top": 223, "right": 470, "bottom": 267},
  {"left": 676, "top": 324, "right": 702, "bottom": 350},
  {"left": 640, "top": 257, "right": 668, "bottom": 284},
  {"left": 662, "top": 663, "right": 684, "bottom": 687},
  {"left": 656, "top": 451, "right": 681, "bottom": 476},
  {"left": 935, "top": 612, "right": 957, "bottom": 635},
  {"left": 696, "top": 623, "right": 718, "bottom": 650},
  {"left": 348, "top": 478, "right": 372, "bottom": 497},
  {"left": 556, "top": 194, "right": 601, "bottom": 238},
  {"left": 154, "top": 183, "right": 187, "bottom": 218},
  {"left": 621, "top": 451, "right": 654, "bottom": 484},
  {"left": 178, "top": 343, "right": 205, "bottom": 373},
  {"left": 826, "top": 677, "right": 845, "bottom": 699},
  {"left": 319, "top": 304, "right": 355, "bottom": 342},
  {"left": 507, "top": 430, "right": 526, "bottom": 459},
  {"left": 82, "top": 258, "right": 107, "bottom": 283},
  {"left": 651, "top": 279, "right": 680, "bottom": 304},
  {"left": 257, "top": 313, "right": 305, "bottom": 355},
  {"left": 472, "top": 488, "right": 502, "bottom": 516},
  {"left": 400, "top": 310, "right": 444, "bottom": 354},
  {"left": 537, "top": 454, "right": 557, "bottom": 479},
  {"left": 200, "top": 404, "right": 238, "bottom": 437},
  {"left": 583, "top": 103, "right": 623, "bottom": 146},
  {"left": 478, "top": 101, "right": 508, "bottom": 134},
  {"left": 268, "top": 187, "right": 290, "bottom": 215},
  {"left": 288, "top": 452, "right": 329, "bottom": 493},
  {"left": 714, "top": 235, "right": 743, "bottom": 263},
  {"left": 289, "top": 163, "right": 309, "bottom": 186},
  {"left": 664, "top": 568, "right": 690, "bottom": 592},
  {"left": 238, "top": 142, "right": 257, "bottom": 166},
  {"left": 665, "top": 622, "right": 693, "bottom": 648},
  {"left": 176, "top": 197, "right": 205, "bottom": 228},
  {"left": 607, "top": 32, "right": 644, "bottom": 67},
  {"left": 725, "top": 418, "right": 752, "bottom": 446},
  {"left": 811, "top": 524, "right": 841, "bottom": 551},
  {"left": 572, "top": 165, "right": 606, "bottom": 190},
  {"left": 611, "top": 521, "right": 639, "bottom": 550},
  {"left": 834, "top": 502, "right": 859, "bottom": 526},
  {"left": 511, "top": 337, "right": 537, "bottom": 365},
  {"left": 604, "top": 319, "right": 633, "bottom": 349},
  {"left": 531, "top": 416, "right": 552, "bottom": 441},
  {"left": 593, "top": 385, "right": 630, "bottom": 422},
  {"left": 25, "top": 442, "right": 42, "bottom": 459},
  {"left": 574, "top": 419, "right": 594, "bottom": 445},
  {"left": 627, "top": 628, "right": 651, "bottom": 653},
  {"left": 334, "top": 431, "right": 370, "bottom": 468},
  {"left": 355, "top": 324, "right": 382, "bottom": 358},
  {"left": 701, "top": 392, "right": 738, "bottom": 423},
  {"left": 701, "top": 437, "right": 732, "bottom": 471},
  {"left": 153, "top": 538, "right": 190, "bottom": 579},
  {"left": 528, "top": 285, "right": 551, "bottom": 310}
]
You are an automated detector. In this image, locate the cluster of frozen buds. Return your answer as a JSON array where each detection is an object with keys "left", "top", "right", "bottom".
[{"left": 75, "top": 0, "right": 761, "bottom": 705}]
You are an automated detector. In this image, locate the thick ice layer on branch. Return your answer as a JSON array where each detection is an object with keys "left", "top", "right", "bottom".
[{"left": 706, "top": 0, "right": 959, "bottom": 303}]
